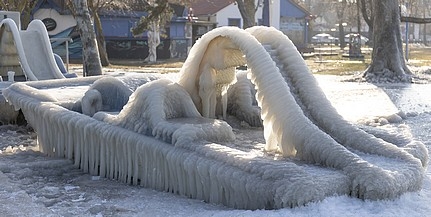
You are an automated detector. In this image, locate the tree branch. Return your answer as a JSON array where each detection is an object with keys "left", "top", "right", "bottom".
[{"left": 401, "top": 16, "right": 431, "bottom": 24}]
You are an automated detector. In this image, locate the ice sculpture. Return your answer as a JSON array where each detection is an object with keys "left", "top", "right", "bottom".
[{"left": 2, "top": 26, "right": 428, "bottom": 210}]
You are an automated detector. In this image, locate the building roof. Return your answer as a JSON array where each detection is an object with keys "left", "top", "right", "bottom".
[
  {"left": 32, "top": 0, "right": 69, "bottom": 15},
  {"left": 190, "top": 0, "right": 234, "bottom": 16},
  {"left": 288, "top": 0, "right": 311, "bottom": 17}
]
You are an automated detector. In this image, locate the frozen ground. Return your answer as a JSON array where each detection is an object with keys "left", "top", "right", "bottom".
[{"left": 1, "top": 74, "right": 431, "bottom": 216}]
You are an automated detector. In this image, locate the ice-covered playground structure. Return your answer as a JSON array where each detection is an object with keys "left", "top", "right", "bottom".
[
  {"left": 0, "top": 18, "right": 75, "bottom": 81},
  {"left": 0, "top": 18, "right": 76, "bottom": 124},
  {"left": 2, "top": 26, "right": 429, "bottom": 209}
]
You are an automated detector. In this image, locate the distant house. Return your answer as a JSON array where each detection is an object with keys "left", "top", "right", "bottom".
[
  {"left": 191, "top": 0, "right": 312, "bottom": 48},
  {"left": 30, "top": 0, "right": 313, "bottom": 60},
  {"left": 31, "top": 0, "right": 191, "bottom": 60},
  {"left": 190, "top": 0, "right": 264, "bottom": 28},
  {"left": 263, "top": 0, "right": 313, "bottom": 47},
  {"left": 31, "top": 0, "right": 81, "bottom": 58}
]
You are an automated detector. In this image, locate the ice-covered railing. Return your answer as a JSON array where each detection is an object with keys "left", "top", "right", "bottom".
[
  {"left": 2, "top": 26, "right": 428, "bottom": 209},
  {"left": 2, "top": 75, "right": 352, "bottom": 209},
  {"left": 93, "top": 78, "right": 236, "bottom": 145}
]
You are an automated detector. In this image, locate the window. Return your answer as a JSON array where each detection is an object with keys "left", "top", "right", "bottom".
[
  {"left": 257, "top": 19, "right": 263, "bottom": 26},
  {"left": 228, "top": 18, "right": 241, "bottom": 28}
]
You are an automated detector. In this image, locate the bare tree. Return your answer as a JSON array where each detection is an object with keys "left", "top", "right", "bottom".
[
  {"left": 0, "top": 0, "right": 36, "bottom": 29},
  {"left": 364, "top": 0, "right": 411, "bottom": 82},
  {"left": 132, "top": 0, "right": 188, "bottom": 63},
  {"left": 360, "top": 0, "right": 374, "bottom": 39},
  {"left": 88, "top": 0, "right": 110, "bottom": 66},
  {"left": 335, "top": 0, "right": 348, "bottom": 48},
  {"left": 69, "top": 0, "right": 103, "bottom": 76},
  {"left": 87, "top": 0, "right": 128, "bottom": 66}
]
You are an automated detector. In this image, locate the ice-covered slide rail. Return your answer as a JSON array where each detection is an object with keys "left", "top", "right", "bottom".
[
  {"left": 244, "top": 26, "right": 428, "bottom": 199},
  {"left": 2, "top": 26, "right": 428, "bottom": 209},
  {"left": 178, "top": 25, "right": 427, "bottom": 200}
]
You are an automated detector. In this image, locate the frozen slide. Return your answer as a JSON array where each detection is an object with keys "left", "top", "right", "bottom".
[
  {"left": 0, "top": 18, "right": 65, "bottom": 81},
  {"left": 2, "top": 26, "right": 428, "bottom": 209}
]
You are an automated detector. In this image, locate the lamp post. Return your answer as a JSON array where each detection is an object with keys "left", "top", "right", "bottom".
[{"left": 402, "top": 3, "right": 409, "bottom": 61}]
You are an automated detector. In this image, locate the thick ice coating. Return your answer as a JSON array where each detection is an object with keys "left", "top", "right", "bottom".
[{"left": 2, "top": 26, "right": 428, "bottom": 210}]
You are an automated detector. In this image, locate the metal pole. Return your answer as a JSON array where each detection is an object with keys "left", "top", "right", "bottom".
[
  {"left": 305, "top": 20, "right": 308, "bottom": 45},
  {"left": 49, "top": 37, "right": 72, "bottom": 72},
  {"left": 406, "top": 22, "right": 409, "bottom": 61},
  {"left": 66, "top": 40, "right": 69, "bottom": 72},
  {"left": 405, "top": 3, "right": 409, "bottom": 61}
]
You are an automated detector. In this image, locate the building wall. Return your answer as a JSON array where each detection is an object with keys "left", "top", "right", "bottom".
[
  {"left": 33, "top": 8, "right": 76, "bottom": 36},
  {"left": 216, "top": 1, "right": 264, "bottom": 28},
  {"left": 279, "top": 0, "right": 308, "bottom": 45},
  {"left": 268, "top": 0, "right": 281, "bottom": 29},
  {"left": 280, "top": 0, "right": 305, "bottom": 18},
  {"left": 101, "top": 18, "right": 134, "bottom": 38}
]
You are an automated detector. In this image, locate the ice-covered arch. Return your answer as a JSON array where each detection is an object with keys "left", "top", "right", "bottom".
[{"left": 177, "top": 26, "right": 428, "bottom": 199}]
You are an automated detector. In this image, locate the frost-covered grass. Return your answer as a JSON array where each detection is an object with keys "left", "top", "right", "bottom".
[
  {"left": 407, "top": 46, "right": 431, "bottom": 67},
  {"left": 67, "top": 45, "right": 431, "bottom": 77},
  {"left": 306, "top": 59, "right": 369, "bottom": 75}
]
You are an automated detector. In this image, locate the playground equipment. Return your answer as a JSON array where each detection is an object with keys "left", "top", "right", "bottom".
[
  {"left": 2, "top": 26, "right": 428, "bottom": 209},
  {"left": 0, "top": 18, "right": 74, "bottom": 81}
]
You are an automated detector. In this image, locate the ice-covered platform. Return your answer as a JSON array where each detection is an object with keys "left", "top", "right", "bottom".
[{"left": 1, "top": 26, "right": 428, "bottom": 209}]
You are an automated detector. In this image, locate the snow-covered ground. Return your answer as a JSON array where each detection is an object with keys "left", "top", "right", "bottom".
[{"left": 1, "top": 74, "right": 431, "bottom": 216}]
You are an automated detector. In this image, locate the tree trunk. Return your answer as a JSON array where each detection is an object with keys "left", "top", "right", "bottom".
[
  {"left": 401, "top": 16, "right": 431, "bottom": 23},
  {"left": 93, "top": 11, "right": 110, "bottom": 66},
  {"left": 360, "top": 0, "right": 374, "bottom": 41},
  {"left": 338, "top": 21, "right": 346, "bottom": 48},
  {"left": 364, "top": 0, "right": 411, "bottom": 83},
  {"left": 1, "top": 0, "right": 35, "bottom": 29},
  {"left": 235, "top": 0, "right": 255, "bottom": 28},
  {"left": 72, "top": 0, "right": 102, "bottom": 76},
  {"left": 145, "top": 21, "right": 160, "bottom": 63},
  {"left": 336, "top": 1, "right": 347, "bottom": 49}
]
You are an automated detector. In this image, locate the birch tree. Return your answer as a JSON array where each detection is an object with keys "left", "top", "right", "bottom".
[
  {"left": 131, "top": 0, "right": 173, "bottom": 63},
  {"left": 131, "top": 0, "right": 191, "bottom": 63},
  {"left": 69, "top": 0, "right": 102, "bottom": 76}
]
